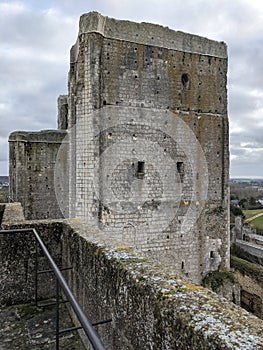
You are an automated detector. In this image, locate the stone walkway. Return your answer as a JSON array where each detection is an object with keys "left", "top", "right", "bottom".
[{"left": 0, "top": 301, "right": 86, "bottom": 349}]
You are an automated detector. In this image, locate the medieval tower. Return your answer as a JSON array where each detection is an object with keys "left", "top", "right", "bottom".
[{"left": 9, "top": 12, "right": 229, "bottom": 285}]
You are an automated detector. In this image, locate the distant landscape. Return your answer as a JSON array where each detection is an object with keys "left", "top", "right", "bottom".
[
  {"left": 230, "top": 178, "right": 263, "bottom": 205},
  {"left": 0, "top": 176, "right": 9, "bottom": 203},
  {"left": 230, "top": 178, "right": 263, "bottom": 234}
]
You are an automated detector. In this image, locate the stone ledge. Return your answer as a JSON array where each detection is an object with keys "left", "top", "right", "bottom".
[
  {"left": 64, "top": 219, "right": 263, "bottom": 349},
  {"left": 1, "top": 203, "right": 25, "bottom": 224},
  {"left": 9, "top": 130, "right": 67, "bottom": 143},
  {"left": 78, "top": 11, "right": 227, "bottom": 58}
]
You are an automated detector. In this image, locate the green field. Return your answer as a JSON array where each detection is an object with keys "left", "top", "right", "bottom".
[
  {"left": 243, "top": 209, "right": 263, "bottom": 229},
  {"left": 243, "top": 209, "right": 263, "bottom": 219},
  {"left": 249, "top": 215, "right": 263, "bottom": 230}
]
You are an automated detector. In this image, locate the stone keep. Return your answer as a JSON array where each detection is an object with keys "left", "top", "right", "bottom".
[
  {"left": 9, "top": 12, "right": 229, "bottom": 285},
  {"left": 66, "top": 12, "right": 229, "bottom": 284}
]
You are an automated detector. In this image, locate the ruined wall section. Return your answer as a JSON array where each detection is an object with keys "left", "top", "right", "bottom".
[
  {"left": 57, "top": 95, "right": 68, "bottom": 130},
  {"left": 232, "top": 256, "right": 263, "bottom": 319},
  {"left": 68, "top": 12, "right": 229, "bottom": 284},
  {"left": 9, "top": 131, "right": 68, "bottom": 220},
  {"left": 78, "top": 12, "right": 227, "bottom": 58}
]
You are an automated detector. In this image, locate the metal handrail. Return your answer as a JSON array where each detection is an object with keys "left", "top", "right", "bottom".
[{"left": 0, "top": 228, "right": 106, "bottom": 350}]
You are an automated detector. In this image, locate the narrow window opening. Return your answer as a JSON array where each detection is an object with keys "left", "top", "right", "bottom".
[
  {"left": 137, "top": 161, "right": 145, "bottom": 179},
  {"left": 177, "top": 161, "right": 184, "bottom": 180},
  {"left": 181, "top": 73, "right": 190, "bottom": 89},
  {"left": 181, "top": 261, "right": 185, "bottom": 270},
  {"left": 232, "top": 292, "right": 236, "bottom": 304},
  {"left": 210, "top": 251, "right": 215, "bottom": 259}
]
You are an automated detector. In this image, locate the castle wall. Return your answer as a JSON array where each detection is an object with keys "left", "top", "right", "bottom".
[
  {"left": 1, "top": 215, "right": 262, "bottom": 349},
  {"left": 236, "top": 239, "right": 263, "bottom": 259},
  {"left": 57, "top": 94, "right": 68, "bottom": 130},
  {"left": 67, "top": 12, "right": 229, "bottom": 284},
  {"left": 9, "top": 130, "right": 68, "bottom": 220},
  {"left": 231, "top": 256, "right": 263, "bottom": 319}
]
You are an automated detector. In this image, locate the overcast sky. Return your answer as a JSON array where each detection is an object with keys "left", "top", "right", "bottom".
[{"left": 0, "top": 0, "right": 262, "bottom": 178}]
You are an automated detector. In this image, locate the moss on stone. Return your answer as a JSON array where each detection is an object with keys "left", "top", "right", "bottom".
[
  {"left": 16, "top": 303, "right": 43, "bottom": 320},
  {"left": 202, "top": 270, "right": 235, "bottom": 292},
  {"left": 231, "top": 255, "right": 263, "bottom": 282}
]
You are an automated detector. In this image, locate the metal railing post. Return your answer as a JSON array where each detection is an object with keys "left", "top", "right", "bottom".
[
  {"left": 56, "top": 278, "right": 60, "bottom": 350},
  {"left": 35, "top": 236, "right": 38, "bottom": 307},
  {"left": 0, "top": 228, "right": 107, "bottom": 350}
]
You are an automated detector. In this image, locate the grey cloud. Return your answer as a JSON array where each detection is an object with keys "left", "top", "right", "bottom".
[
  {"left": 0, "top": 5, "right": 77, "bottom": 54},
  {"left": 1, "top": 0, "right": 263, "bottom": 178},
  {"left": 228, "top": 88, "right": 256, "bottom": 117},
  {"left": 0, "top": 2, "right": 73, "bottom": 174}
]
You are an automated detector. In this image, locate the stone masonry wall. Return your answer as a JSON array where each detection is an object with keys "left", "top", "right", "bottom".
[
  {"left": 57, "top": 94, "right": 68, "bottom": 130},
  {"left": 231, "top": 256, "right": 263, "bottom": 319},
  {"left": 0, "top": 218, "right": 62, "bottom": 306},
  {"left": 67, "top": 12, "right": 229, "bottom": 284},
  {"left": 9, "top": 130, "right": 68, "bottom": 220},
  {"left": 1, "top": 211, "right": 263, "bottom": 350},
  {"left": 236, "top": 239, "right": 263, "bottom": 260}
]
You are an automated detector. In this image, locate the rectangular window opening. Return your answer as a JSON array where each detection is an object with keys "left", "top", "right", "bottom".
[
  {"left": 210, "top": 251, "right": 216, "bottom": 259},
  {"left": 137, "top": 161, "right": 145, "bottom": 179},
  {"left": 177, "top": 161, "right": 184, "bottom": 181},
  {"left": 177, "top": 161, "right": 184, "bottom": 174}
]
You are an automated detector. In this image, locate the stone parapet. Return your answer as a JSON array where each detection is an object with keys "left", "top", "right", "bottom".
[{"left": 1, "top": 218, "right": 263, "bottom": 348}]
